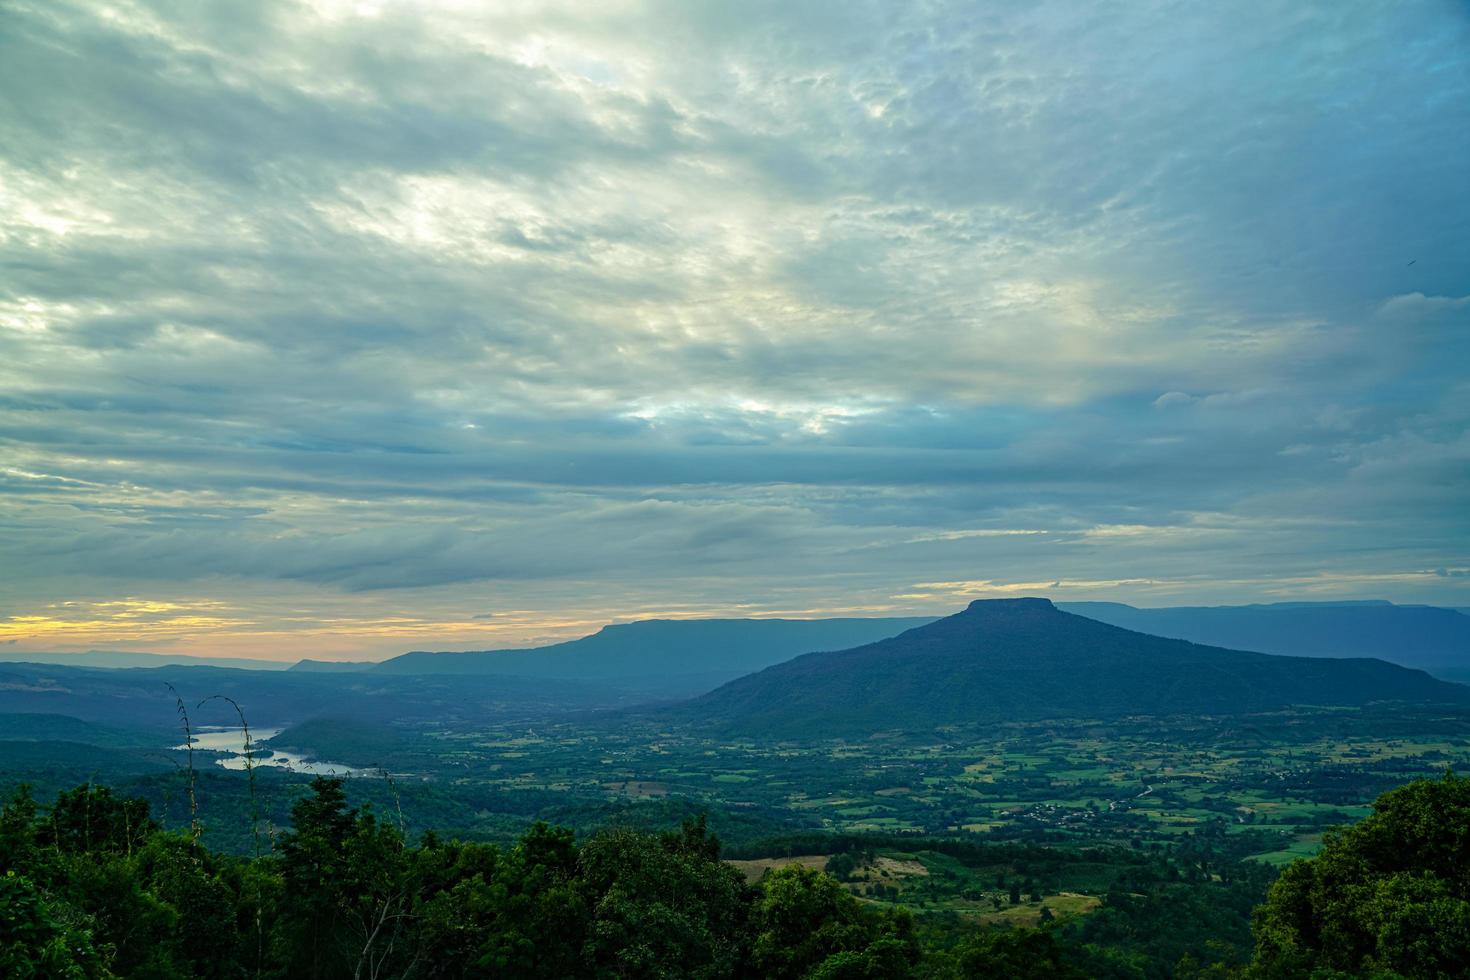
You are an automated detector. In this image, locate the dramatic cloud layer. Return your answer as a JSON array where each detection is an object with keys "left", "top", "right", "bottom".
[{"left": 2, "top": 0, "right": 1467, "bottom": 658}]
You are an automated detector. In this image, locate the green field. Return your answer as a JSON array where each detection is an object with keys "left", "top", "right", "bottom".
[{"left": 6, "top": 703, "right": 1468, "bottom": 888}]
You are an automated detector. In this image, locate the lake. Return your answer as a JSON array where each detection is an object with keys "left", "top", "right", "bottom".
[{"left": 174, "top": 725, "right": 372, "bottom": 777}]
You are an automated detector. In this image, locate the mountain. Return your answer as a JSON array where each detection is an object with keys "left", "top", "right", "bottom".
[
  {"left": 676, "top": 598, "right": 1470, "bottom": 737},
  {"left": 0, "top": 662, "right": 645, "bottom": 732},
  {"left": 0, "top": 740, "right": 173, "bottom": 780},
  {"left": 0, "top": 649, "right": 291, "bottom": 670},
  {"left": 289, "top": 659, "right": 374, "bottom": 672},
  {"left": 373, "top": 617, "right": 938, "bottom": 691},
  {"left": 1057, "top": 600, "right": 1470, "bottom": 677},
  {"left": 0, "top": 712, "right": 160, "bottom": 748}
]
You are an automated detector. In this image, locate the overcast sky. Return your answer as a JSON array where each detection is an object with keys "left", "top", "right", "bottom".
[{"left": 2, "top": 0, "right": 1467, "bottom": 660}]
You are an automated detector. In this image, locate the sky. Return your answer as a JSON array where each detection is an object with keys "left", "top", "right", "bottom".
[{"left": 1, "top": 0, "right": 1468, "bottom": 661}]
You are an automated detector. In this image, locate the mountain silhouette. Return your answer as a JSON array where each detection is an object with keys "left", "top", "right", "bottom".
[
  {"left": 1057, "top": 600, "right": 1470, "bottom": 677},
  {"left": 373, "top": 616, "right": 937, "bottom": 694},
  {"left": 675, "top": 598, "right": 1470, "bottom": 736}
]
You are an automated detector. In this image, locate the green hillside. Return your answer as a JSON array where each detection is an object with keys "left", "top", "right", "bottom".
[{"left": 678, "top": 598, "right": 1470, "bottom": 737}]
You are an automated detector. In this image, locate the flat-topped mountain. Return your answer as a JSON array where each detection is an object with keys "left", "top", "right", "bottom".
[
  {"left": 676, "top": 598, "right": 1470, "bottom": 737},
  {"left": 373, "top": 616, "right": 938, "bottom": 691}
]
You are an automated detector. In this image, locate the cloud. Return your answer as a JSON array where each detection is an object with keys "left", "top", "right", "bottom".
[
  {"left": 1152, "top": 392, "right": 1196, "bottom": 410},
  {"left": 1377, "top": 293, "right": 1470, "bottom": 321},
  {"left": 0, "top": 0, "right": 1468, "bottom": 655}
]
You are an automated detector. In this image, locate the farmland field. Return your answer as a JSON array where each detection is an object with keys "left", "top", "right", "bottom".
[{"left": 387, "top": 703, "right": 1470, "bottom": 869}]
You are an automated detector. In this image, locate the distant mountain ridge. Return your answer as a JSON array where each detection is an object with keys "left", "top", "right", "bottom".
[
  {"left": 0, "top": 649, "right": 291, "bottom": 670},
  {"left": 373, "top": 617, "right": 939, "bottom": 687},
  {"left": 1058, "top": 600, "right": 1470, "bottom": 676},
  {"left": 289, "top": 659, "right": 374, "bottom": 673},
  {"left": 0, "top": 661, "right": 644, "bottom": 731},
  {"left": 675, "top": 598, "right": 1470, "bottom": 737}
]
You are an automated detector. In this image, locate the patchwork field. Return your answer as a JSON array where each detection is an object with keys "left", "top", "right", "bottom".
[{"left": 396, "top": 704, "right": 1470, "bottom": 873}]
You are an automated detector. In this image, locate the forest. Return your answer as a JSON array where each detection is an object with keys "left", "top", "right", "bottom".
[{"left": 3, "top": 772, "right": 1466, "bottom": 979}]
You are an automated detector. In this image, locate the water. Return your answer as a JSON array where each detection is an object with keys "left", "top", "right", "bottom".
[
  {"left": 174, "top": 725, "right": 371, "bottom": 777},
  {"left": 178, "top": 727, "right": 282, "bottom": 751}
]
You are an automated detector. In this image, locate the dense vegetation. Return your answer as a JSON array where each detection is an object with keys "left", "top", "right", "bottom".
[
  {"left": 0, "top": 777, "right": 923, "bottom": 979},
  {"left": 4, "top": 773, "right": 1466, "bottom": 978},
  {"left": 1250, "top": 772, "right": 1470, "bottom": 977}
]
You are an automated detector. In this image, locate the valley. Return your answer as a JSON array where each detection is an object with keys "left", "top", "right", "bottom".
[
  {"left": 5, "top": 600, "right": 1467, "bottom": 870},
  {"left": 6, "top": 701, "right": 1467, "bottom": 871},
  {"left": 322, "top": 704, "right": 1470, "bottom": 863},
  {"left": 4, "top": 600, "right": 1468, "bottom": 976}
]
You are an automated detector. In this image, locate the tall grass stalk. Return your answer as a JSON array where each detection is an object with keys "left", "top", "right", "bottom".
[
  {"left": 200, "top": 694, "right": 262, "bottom": 859},
  {"left": 165, "top": 682, "right": 200, "bottom": 841}
]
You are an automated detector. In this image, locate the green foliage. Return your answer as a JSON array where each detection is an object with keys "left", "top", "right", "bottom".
[
  {"left": 132, "top": 834, "right": 244, "bottom": 978},
  {"left": 472, "top": 822, "right": 588, "bottom": 978},
  {"left": 579, "top": 818, "right": 751, "bottom": 979},
  {"left": 1, "top": 776, "right": 930, "bottom": 978},
  {"left": 37, "top": 785, "right": 154, "bottom": 857},
  {"left": 273, "top": 777, "right": 421, "bottom": 980},
  {"left": 752, "top": 864, "right": 919, "bottom": 979},
  {"left": 0, "top": 873, "right": 110, "bottom": 979},
  {"left": 274, "top": 776, "right": 368, "bottom": 978},
  {"left": 1250, "top": 771, "right": 1470, "bottom": 979},
  {"left": 952, "top": 928, "right": 1088, "bottom": 979},
  {"left": 1, "top": 785, "right": 42, "bottom": 876},
  {"left": 4, "top": 772, "right": 1464, "bottom": 980},
  {"left": 825, "top": 852, "right": 859, "bottom": 881},
  {"left": 1059, "top": 866, "right": 1270, "bottom": 977}
]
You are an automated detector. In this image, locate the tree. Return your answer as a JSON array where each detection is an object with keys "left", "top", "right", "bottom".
[
  {"left": 472, "top": 822, "right": 588, "bottom": 979},
  {"left": 1250, "top": 771, "right": 1470, "bottom": 978},
  {"left": 825, "top": 853, "right": 858, "bottom": 882},
  {"left": 952, "top": 928, "right": 1087, "bottom": 980},
  {"left": 751, "top": 864, "right": 917, "bottom": 979},
  {"left": 132, "top": 833, "right": 244, "bottom": 979},
  {"left": 340, "top": 809, "right": 416, "bottom": 980},
  {"left": 37, "top": 785, "right": 154, "bottom": 857},
  {"left": 274, "top": 777, "right": 419, "bottom": 980},
  {"left": 0, "top": 873, "right": 111, "bottom": 980},
  {"left": 1, "top": 786, "right": 43, "bottom": 882},
  {"left": 274, "top": 777, "right": 360, "bottom": 979},
  {"left": 578, "top": 818, "right": 751, "bottom": 979},
  {"left": 412, "top": 837, "right": 503, "bottom": 977}
]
